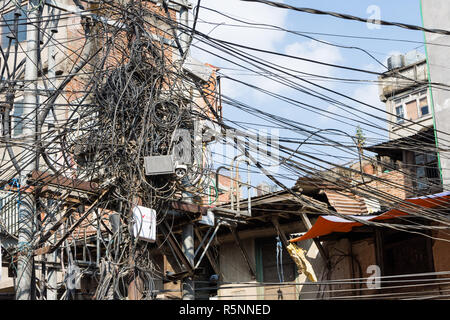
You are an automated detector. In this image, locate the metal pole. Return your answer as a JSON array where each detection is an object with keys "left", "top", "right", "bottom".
[
  {"left": 47, "top": 239, "right": 58, "bottom": 300},
  {"left": 182, "top": 223, "right": 194, "bottom": 300},
  {"left": 16, "top": 0, "right": 41, "bottom": 300},
  {"left": 194, "top": 223, "right": 220, "bottom": 269},
  {"left": 179, "top": 4, "right": 190, "bottom": 55},
  {"left": 45, "top": 6, "right": 59, "bottom": 301},
  {"left": 180, "top": 0, "right": 195, "bottom": 301}
]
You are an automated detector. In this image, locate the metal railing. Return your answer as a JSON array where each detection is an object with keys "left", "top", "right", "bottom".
[{"left": 0, "top": 191, "right": 20, "bottom": 237}]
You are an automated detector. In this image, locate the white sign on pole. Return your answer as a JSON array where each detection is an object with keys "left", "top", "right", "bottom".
[{"left": 132, "top": 205, "right": 157, "bottom": 242}]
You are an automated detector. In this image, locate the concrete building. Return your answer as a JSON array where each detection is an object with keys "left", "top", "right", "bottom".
[
  {"left": 421, "top": 0, "right": 450, "bottom": 190},
  {"left": 0, "top": 0, "right": 225, "bottom": 300},
  {"left": 378, "top": 53, "right": 430, "bottom": 141},
  {"left": 373, "top": 51, "right": 442, "bottom": 197}
]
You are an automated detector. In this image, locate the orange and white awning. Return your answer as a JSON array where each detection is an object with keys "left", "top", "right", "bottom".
[{"left": 290, "top": 191, "right": 450, "bottom": 243}]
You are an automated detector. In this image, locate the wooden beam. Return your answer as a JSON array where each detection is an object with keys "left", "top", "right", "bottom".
[
  {"left": 217, "top": 221, "right": 306, "bottom": 244},
  {"left": 171, "top": 201, "right": 208, "bottom": 215},
  {"left": 271, "top": 216, "right": 289, "bottom": 247},
  {"left": 374, "top": 228, "right": 384, "bottom": 276},
  {"left": 33, "top": 189, "right": 109, "bottom": 256},
  {"left": 160, "top": 221, "right": 194, "bottom": 274},
  {"left": 35, "top": 191, "right": 73, "bottom": 246},
  {"left": 30, "top": 170, "right": 100, "bottom": 194}
]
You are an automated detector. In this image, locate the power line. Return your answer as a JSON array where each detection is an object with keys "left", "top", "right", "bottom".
[{"left": 241, "top": 0, "right": 450, "bottom": 36}]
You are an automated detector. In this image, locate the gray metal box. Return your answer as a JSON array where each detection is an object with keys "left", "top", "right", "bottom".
[{"left": 144, "top": 155, "right": 174, "bottom": 176}]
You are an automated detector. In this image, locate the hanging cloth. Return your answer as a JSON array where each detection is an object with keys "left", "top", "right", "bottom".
[{"left": 286, "top": 243, "right": 317, "bottom": 282}]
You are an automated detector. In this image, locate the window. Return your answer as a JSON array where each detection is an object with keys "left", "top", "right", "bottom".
[
  {"left": 415, "top": 153, "right": 425, "bottom": 165},
  {"left": 405, "top": 100, "right": 418, "bottom": 120},
  {"left": 415, "top": 152, "right": 440, "bottom": 191},
  {"left": 1, "top": 7, "right": 27, "bottom": 47},
  {"left": 419, "top": 97, "right": 429, "bottom": 116},
  {"left": 392, "top": 89, "right": 430, "bottom": 125},
  {"left": 427, "top": 153, "right": 437, "bottom": 163},
  {"left": 395, "top": 105, "right": 404, "bottom": 123}
]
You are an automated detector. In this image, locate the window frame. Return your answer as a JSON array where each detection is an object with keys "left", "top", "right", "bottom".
[
  {"left": 395, "top": 104, "right": 405, "bottom": 124},
  {"left": 392, "top": 88, "right": 431, "bottom": 125},
  {"left": 418, "top": 94, "right": 430, "bottom": 117}
]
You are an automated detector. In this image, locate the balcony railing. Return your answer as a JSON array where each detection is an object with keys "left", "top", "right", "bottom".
[{"left": 0, "top": 191, "right": 19, "bottom": 237}]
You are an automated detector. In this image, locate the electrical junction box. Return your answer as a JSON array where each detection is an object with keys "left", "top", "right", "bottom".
[
  {"left": 198, "top": 209, "right": 215, "bottom": 226},
  {"left": 132, "top": 205, "right": 157, "bottom": 242},
  {"left": 144, "top": 154, "right": 188, "bottom": 179},
  {"left": 144, "top": 154, "right": 174, "bottom": 176}
]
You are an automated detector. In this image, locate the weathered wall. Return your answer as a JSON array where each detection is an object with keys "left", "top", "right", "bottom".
[
  {"left": 366, "top": 170, "right": 413, "bottom": 200},
  {"left": 217, "top": 239, "right": 260, "bottom": 300},
  {"left": 295, "top": 238, "right": 326, "bottom": 300},
  {"left": 217, "top": 234, "right": 327, "bottom": 300},
  {"left": 322, "top": 233, "right": 450, "bottom": 299},
  {"left": 321, "top": 237, "right": 377, "bottom": 299},
  {"left": 432, "top": 227, "right": 450, "bottom": 297}
]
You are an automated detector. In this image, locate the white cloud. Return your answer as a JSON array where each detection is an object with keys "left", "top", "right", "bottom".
[
  {"left": 352, "top": 84, "right": 384, "bottom": 115},
  {"left": 194, "top": 0, "right": 288, "bottom": 52},
  {"left": 191, "top": 1, "right": 343, "bottom": 101},
  {"left": 191, "top": 0, "right": 288, "bottom": 98},
  {"left": 254, "top": 40, "right": 343, "bottom": 97},
  {"left": 317, "top": 84, "right": 385, "bottom": 127}
]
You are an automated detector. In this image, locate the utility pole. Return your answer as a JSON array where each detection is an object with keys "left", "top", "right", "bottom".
[
  {"left": 46, "top": 6, "right": 59, "bottom": 301},
  {"left": 179, "top": 0, "right": 195, "bottom": 301},
  {"left": 16, "top": 0, "right": 41, "bottom": 300},
  {"left": 179, "top": 1, "right": 190, "bottom": 55},
  {"left": 181, "top": 223, "right": 195, "bottom": 300}
]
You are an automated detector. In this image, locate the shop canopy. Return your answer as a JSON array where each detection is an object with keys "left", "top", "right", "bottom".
[{"left": 290, "top": 191, "right": 450, "bottom": 243}]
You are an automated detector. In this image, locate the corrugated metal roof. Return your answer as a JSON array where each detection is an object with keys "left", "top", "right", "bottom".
[{"left": 323, "top": 189, "right": 369, "bottom": 216}]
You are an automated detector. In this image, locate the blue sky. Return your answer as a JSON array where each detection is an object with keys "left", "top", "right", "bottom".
[{"left": 190, "top": 0, "right": 426, "bottom": 190}]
